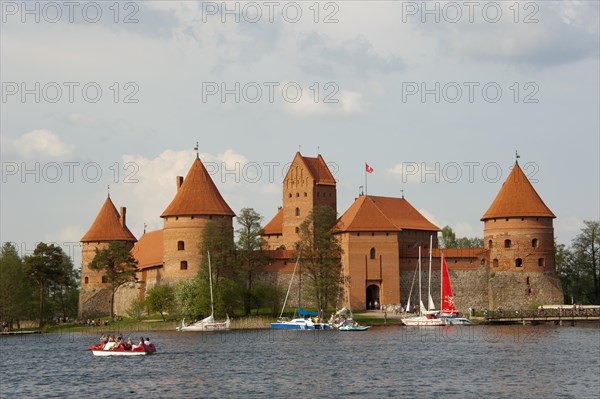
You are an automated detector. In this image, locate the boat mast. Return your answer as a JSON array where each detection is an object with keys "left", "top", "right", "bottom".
[
  {"left": 298, "top": 255, "right": 302, "bottom": 317},
  {"left": 208, "top": 251, "right": 214, "bottom": 317},
  {"left": 418, "top": 246, "right": 422, "bottom": 316},
  {"left": 428, "top": 235, "right": 434, "bottom": 311},
  {"left": 279, "top": 253, "right": 300, "bottom": 319},
  {"left": 440, "top": 253, "right": 444, "bottom": 312}
]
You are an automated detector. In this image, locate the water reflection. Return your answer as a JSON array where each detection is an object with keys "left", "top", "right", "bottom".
[{"left": 1, "top": 325, "right": 598, "bottom": 398}]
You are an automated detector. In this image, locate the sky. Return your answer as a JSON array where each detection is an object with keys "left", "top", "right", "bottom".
[{"left": 1, "top": 0, "right": 599, "bottom": 268}]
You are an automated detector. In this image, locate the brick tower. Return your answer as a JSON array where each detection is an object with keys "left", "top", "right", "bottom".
[
  {"left": 482, "top": 161, "right": 563, "bottom": 308},
  {"left": 79, "top": 195, "right": 137, "bottom": 317},
  {"left": 160, "top": 155, "right": 235, "bottom": 284},
  {"left": 280, "top": 152, "right": 337, "bottom": 250}
]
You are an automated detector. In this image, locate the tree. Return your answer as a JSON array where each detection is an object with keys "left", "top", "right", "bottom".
[
  {"left": 440, "top": 226, "right": 457, "bottom": 248},
  {"left": 439, "top": 225, "right": 483, "bottom": 248},
  {"left": 0, "top": 243, "right": 31, "bottom": 328},
  {"left": 175, "top": 278, "right": 205, "bottom": 319},
  {"left": 296, "top": 205, "right": 342, "bottom": 316},
  {"left": 88, "top": 241, "right": 138, "bottom": 321},
  {"left": 47, "top": 253, "right": 79, "bottom": 319},
  {"left": 24, "top": 243, "right": 65, "bottom": 327},
  {"left": 198, "top": 218, "right": 241, "bottom": 317},
  {"left": 570, "top": 221, "right": 600, "bottom": 304},
  {"left": 145, "top": 285, "right": 175, "bottom": 321},
  {"left": 236, "top": 208, "right": 270, "bottom": 315}
]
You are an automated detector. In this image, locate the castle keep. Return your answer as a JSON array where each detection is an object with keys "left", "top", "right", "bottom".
[{"left": 79, "top": 152, "right": 563, "bottom": 318}]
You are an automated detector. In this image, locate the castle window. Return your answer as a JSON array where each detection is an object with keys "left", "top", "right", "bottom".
[
  {"left": 289, "top": 193, "right": 292, "bottom": 198},
  {"left": 532, "top": 239, "right": 538, "bottom": 248},
  {"left": 515, "top": 258, "right": 523, "bottom": 267},
  {"left": 526, "top": 276, "right": 530, "bottom": 285},
  {"left": 371, "top": 233, "right": 375, "bottom": 236},
  {"left": 175, "top": 216, "right": 179, "bottom": 220},
  {"left": 296, "top": 192, "right": 299, "bottom": 197},
  {"left": 528, "top": 288, "right": 532, "bottom": 295},
  {"left": 304, "top": 192, "right": 307, "bottom": 197},
  {"left": 505, "top": 218, "right": 509, "bottom": 222},
  {"left": 295, "top": 207, "right": 300, "bottom": 217},
  {"left": 370, "top": 247, "right": 376, "bottom": 260},
  {"left": 357, "top": 233, "right": 360, "bottom": 236},
  {"left": 84, "top": 277, "right": 89, "bottom": 284},
  {"left": 178, "top": 241, "right": 185, "bottom": 251},
  {"left": 493, "top": 258, "right": 499, "bottom": 268},
  {"left": 191, "top": 216, "right": 194, "bottom": 219},
  {"left": 180, "top": 261, "right": 188, "bottom": 270},
  {"left": 488, "top": 240, "right": 493, "bottom": 249},
  {"left": 295, "top": 227, "right": 299, "bottom": 234},
  {"left": 102, "top": 276, "right": 108, "bottom": 283},
  {"left": 481, "top": 259, "right": 485, "bottom": 266},
  {"left": 504, "top": 239, "right": 512, "bottom": 248},
  {"left": 538, "top": 258, "right": 544, "bottom": 267}
]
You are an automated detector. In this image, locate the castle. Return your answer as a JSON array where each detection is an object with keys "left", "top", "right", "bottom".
[{"left": 79, "top": 152, "right": 563, "bottom": 318}]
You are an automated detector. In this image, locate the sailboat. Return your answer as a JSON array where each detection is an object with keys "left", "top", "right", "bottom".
[
  {"left": 271, "top": 253, "right": 330, "bottom": 330},
  {"left": 177, "top": 251, "right": 231, "bottom": 332},
  {"left": 401, "top": 246, "right": 444, "bottom": 326},
  {"left": 438, "top": 254, "right": 472, "bottom": 325},
  {"left": 331, "top": 261, "right": 370, "bottom": 331}
]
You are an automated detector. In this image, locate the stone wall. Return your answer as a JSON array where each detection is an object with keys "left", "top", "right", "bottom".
[{"left": 79, "top": 287, "right": 111, "bottom": 318}]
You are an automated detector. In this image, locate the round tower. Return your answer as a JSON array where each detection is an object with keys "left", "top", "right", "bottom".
[
  {"left": 481, "top": 161, "right": 563, "bottom": 308},
  {"left": 79, "top": 196, "right": 137, "bottom": 317},
  {"left": 160, "top": 155, "right": 235, "bottom": 283}
]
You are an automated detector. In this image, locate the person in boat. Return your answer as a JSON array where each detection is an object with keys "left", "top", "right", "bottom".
[
  {"left": 124, "top": 337, "right": 133, "bottom": 350},
  {"left": 99, "top": 334, "right": 107, "bottom": 349},
  {"left": 103, "top": 335, "right": 118, "bottom": 351},
  {"left": 132, "top": 337, "right": 144, "bottom": 350},
  {"left": 144, "top": 337, "right": 151, "bottom": 346}
]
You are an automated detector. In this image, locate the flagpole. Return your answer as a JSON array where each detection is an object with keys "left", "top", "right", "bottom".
[{"left": 365, "top": 163, "right": 367, "bottom": 196}]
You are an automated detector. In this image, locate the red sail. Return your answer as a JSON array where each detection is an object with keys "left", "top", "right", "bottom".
[{"left": 441, "top": 255, "right": 456, "bottom": 313}]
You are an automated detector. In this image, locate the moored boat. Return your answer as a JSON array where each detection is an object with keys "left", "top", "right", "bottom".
[
  {"left": 443, "top": 317, "right": 473, "bottom": 326},
  {"left": 88, "top": 344, "right": 156, "bottom": 356},
  {"left": 177, "top": 251, "right": 231, "bottom": 332}
]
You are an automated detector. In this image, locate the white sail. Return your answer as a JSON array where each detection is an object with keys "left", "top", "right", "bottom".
[{"left": 428, "top": 294, "right": 436, "bottom": 311}]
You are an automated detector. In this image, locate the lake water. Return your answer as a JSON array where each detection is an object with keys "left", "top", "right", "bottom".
[{"left": 1, "top": 324, "right": 599, "bottom": 398}]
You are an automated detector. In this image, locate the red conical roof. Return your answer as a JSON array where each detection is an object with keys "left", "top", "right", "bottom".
[
  {"left": 161, "top": 157, "right": 235, "bottom": 218},
  {"left": 81, "top": 197, "right": 137, "bottom": 242},
  {"left": 336, "top": 195, "right": 440, "bottom": 232},
  {"left": 481, "top": 163, "right": 555, "bottom": 220}
]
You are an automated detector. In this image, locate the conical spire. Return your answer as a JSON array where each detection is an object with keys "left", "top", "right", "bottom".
[
  {"left": 481, "top": 163, "right": 555, "bottom": 221},
  {"left": 81, "top": 197, "right": 137, "bottom": 242},
  {"left": 161, "top": 158, "right": 235, "bottom": 218}
]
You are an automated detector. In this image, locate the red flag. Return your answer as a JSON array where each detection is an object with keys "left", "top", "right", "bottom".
[{"left": 365, "top": 163, "right": 374, "bottom": 174}]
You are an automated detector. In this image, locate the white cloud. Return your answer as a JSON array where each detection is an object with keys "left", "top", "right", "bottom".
[
  {"left": 1, "top": 130, "right": 75, "bottom": 160},
  {"left": 284, "top": 89, "right": 366, "bottom": 116},
  {"left": 454, "top": 222, "right": 478, "bottom": 238},
  {"left": 418, "top": 208, "right": 440, "bottom": 229}
]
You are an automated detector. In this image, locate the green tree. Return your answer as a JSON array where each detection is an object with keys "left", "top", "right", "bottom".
[
  {"left": 198, "top": 218, "right": 241, "bottom": 317},
  {"left": 0, "top": 243, "right": 32, "bottom": 328},
  {"left": 175, "top": 278, "right": 206, "bottom": 319},
  {"left": 145, "top": 285, "right": 175, "bottom": 321},
  {"left": 88, "top": 241, "right": 138, "bottom": 321},
  {"left": 236, "top": 208, "right": 270, "bottom": 315},
  {"left": 570, "top": 221, "right": 600, "bottom": 304},
  {"left": 24, "top": 243, "right": 65, "bottom": 327},
  {"left": 296, "top": 205, "right": 342, "bottom": 317},
  {"left": 48, "top": 253, "right": 79, "bottom": 319},
  {"left": 126, "top": 297, "right": 145, "bottom": 321},
  {"left": 440, "top": 225, "right": 483, "bottom": 248},
  {"left": 440, "top": 226, "right": 457, "bottom": 248}
]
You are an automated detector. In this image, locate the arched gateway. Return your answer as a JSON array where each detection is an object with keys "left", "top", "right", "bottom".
[{"left": 366, "top": 285, "right": 380, "bottom": 310}]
